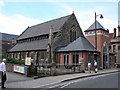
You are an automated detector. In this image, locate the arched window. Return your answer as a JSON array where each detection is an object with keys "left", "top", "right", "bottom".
[{"left": 70, "top": 25, "right": 77, "bottom": 42}]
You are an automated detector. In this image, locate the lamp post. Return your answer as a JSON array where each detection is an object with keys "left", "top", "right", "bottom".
[
  {"left": 94, "top": 12, "right": 103, "bottom": 64},
  {"left": 95, "top": 12, "right": 104, "bottom": 50}
]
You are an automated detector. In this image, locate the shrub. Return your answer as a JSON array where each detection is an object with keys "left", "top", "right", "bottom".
[
  {"left": 7, "top": 57, "right": 25, "bottom": 65},
  {"left": 7, "top": 57, "right": 14, "bottom": 63}
]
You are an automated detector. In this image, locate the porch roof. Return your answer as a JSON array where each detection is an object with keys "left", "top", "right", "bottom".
[{"left": 56, "top": 36, "right": 95, "bottom": 52}]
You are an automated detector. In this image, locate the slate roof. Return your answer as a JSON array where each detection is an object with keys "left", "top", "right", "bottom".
[
  {"left": 0, "top": 33, "right": 18, "bottom": 42},
  {"left": 85, "top": 20, "right": 106, "bottom": 31},
  {"left": 9, "top": 39, "right": 48, "bottom": 52},
  {"left": 56, "top": 36, "right": 95, "bottom": 52},
  {"left": 17, "top": 14, "right": 71, "bottom": 40}
]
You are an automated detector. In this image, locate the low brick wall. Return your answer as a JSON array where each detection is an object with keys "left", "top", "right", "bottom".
[
  {"left": 6, "top": 63, "right": 30, "bottom": 77},
  {"left": 6, "top": 63, "right": 14, "bottom": 72}
]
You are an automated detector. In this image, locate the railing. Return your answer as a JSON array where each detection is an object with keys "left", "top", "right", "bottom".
[{"left": 36, "top": 64, "right": 81, "bottom": 76}]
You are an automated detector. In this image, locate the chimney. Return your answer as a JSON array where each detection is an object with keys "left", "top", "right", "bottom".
[
  {"left": 118, "top": 25, "right": 120, "bottom": 37},
  {"left": 114, "top": 28, "right": 116, "bottom": 38},
  {"left": 107, "top": 29, "right": 109, "bottom": 33}
]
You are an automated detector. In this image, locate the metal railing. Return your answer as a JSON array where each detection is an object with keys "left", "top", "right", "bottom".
[{"left": 36, "top": 64, "right": 81, "bottom": 76}]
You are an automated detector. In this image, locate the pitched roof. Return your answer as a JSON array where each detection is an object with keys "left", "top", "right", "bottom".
[
  {"left": 17, "top": 14, "right": 71, "bottom": 40},
  {"left": 8, "top": 39, "right": 48, "bottom": 52},
  {"left": 56, "top": 36, "right": 95, "bottom": 52},
  {"left": 85, "top": 20, "right": 106, "bottom": 31},
  {"left": 0, "top": 33, "right": 18, "bottom": 42}
]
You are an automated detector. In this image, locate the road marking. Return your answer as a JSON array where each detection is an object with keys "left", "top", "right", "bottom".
[{"left": 60, "top": 83, "right": 71, "bottom": 88}]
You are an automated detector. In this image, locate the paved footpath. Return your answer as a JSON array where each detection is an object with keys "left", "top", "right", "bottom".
[{"left": 2, "top": 68, "right": 119, "bottom": 88}]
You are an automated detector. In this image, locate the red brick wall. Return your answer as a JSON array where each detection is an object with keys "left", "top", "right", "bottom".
[
  {"left": 0, "top": 40, "right": 12, "bottom": 44},
  {"left": 57, "top": 52, "right": 94, "bottom": 69},
  {"left": 85, "top": 30, "right": 111, "bottom": 68}
]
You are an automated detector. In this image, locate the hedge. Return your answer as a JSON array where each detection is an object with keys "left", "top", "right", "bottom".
[{"left": 7, "top": 57, "right": 25, "bottom": 65}]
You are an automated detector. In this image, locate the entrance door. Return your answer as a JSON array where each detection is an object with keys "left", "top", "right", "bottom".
[{"left": 103, "top": 43, "right": 108, "bottom": 69}]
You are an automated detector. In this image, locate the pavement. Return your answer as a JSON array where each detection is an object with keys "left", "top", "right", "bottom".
[{"left": 1, "top": 68, "right": 119, "bottom": 88}]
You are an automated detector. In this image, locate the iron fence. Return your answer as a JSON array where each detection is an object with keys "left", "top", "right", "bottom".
[{"left": 35, "top": 64, "right": 82, "bottom": 76}]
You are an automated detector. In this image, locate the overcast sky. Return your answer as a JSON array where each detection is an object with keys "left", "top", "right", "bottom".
[{"left": 0, "top": 0, "right": 119, "bottom": 35}]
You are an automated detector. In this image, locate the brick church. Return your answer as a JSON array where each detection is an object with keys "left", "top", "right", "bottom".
[{"left": 8, "top": 13, "right": 115, "bottom": 70}]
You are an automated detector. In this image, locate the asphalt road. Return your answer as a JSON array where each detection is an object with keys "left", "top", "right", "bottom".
[{"left": 48, "top": 72, "right": 119, "bottom": 89}]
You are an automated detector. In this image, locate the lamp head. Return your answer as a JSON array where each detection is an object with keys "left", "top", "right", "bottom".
[{"left": 100, "top": 14, "right": 104, "bottom": 19}]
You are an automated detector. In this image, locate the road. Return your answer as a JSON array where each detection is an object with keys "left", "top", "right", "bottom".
[{"left": 47, "top": 72, "right": 119, "bottom": 89}]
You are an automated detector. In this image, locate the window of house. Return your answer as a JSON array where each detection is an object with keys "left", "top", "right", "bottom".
[
  {"left": 88, "top": 32, "right": 91, "bottom": 34},
  {"left": 31, "top": 52, "right": 35, "bottom": 59},
  {"left": 40, "top": 52, "right": 45, "bottom": 59},
  {"left": 21, "top": 52, "right": 26, "bottom": 59},
  {"left": 91, "top": 31, "right": 95, "bottom": 34},
  {"left": 96, "top": 31, "right": 99, "bottom": 34},
  {"left": 88, "top": 52, "right": 93, "bottom": 61},
  {"left": 15, "top": 53, "right": 17, "bottom": 58},
  {"left": 27, "top": 52, "right": 30, "bottom": 57},
  {"left": 118, "top": 45, "right": 120, "bottom": 50},
  {"left": 72, "top": 53, "right": 79, "bottom": 66},
  {"left": 113, "top": 45, "right": 116, "bottom": 52},
  {"left": 63, "top": 54, "right": 69, "bottom": 65}
]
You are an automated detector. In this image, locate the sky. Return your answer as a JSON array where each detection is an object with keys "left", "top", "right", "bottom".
[{"left": 0, "top": 0, "right": 119, "bottom": 35}]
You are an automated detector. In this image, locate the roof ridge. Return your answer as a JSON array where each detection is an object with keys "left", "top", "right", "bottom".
[
  {"left": 85, "top": 20, "right": 106, "bottom": 31},
  {"left": 17, "top": 14, "right": 72, "bottom": 40},
  {"left": 29, "top": 14, "right": 71, "bottom": 28}
]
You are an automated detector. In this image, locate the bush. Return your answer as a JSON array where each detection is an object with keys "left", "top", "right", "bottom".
[
  {"left": 7, "top": 57, "right": 15, "bottom": 63},
  {"left": 7, "top": 57, "right": 25, "bottom": 65}
]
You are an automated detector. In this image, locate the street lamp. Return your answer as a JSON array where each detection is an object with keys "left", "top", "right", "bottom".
[
  {"left": 94, "top": 12, "right": 104, "bottom": 62},
  {"left": 95, "top": 12, "right": 104, "bottom": 50}
]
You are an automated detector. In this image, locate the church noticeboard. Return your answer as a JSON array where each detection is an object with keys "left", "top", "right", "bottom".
[{"left": 25, "top": 57, "right": 31, "bottom": 65}]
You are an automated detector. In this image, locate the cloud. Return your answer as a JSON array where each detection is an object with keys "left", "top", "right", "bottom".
[
  {"left": 55, "top": 3, "right": 118, "bottom": 33},
  {"left": 0, "top": 13, "right": 42, "bottom": 35},
  {"left": 0, "top": 1, "right": 4, "bottom": 6}
]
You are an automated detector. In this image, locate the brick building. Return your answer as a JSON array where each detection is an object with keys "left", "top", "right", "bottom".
[
  {"left": 55, "top": 36, "right": 95, "bottom": 69},
  {"left": 0, "top": 33, "right": 18, "bottom": 59},
  {"left": 84, "top": 21, "right": 115, "bottom": 69},
  {"left": 111, "top": 26, "right": 120, "bottom": 64}
]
